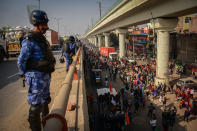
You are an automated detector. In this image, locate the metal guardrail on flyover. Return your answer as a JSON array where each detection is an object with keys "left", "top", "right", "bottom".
[{"left": 43, "top": 47, "right": 86, "bottom": 131}]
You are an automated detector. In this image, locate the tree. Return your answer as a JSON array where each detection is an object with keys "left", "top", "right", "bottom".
[{"left": 109, "top": 33, "right": 118, "bottom": 48}]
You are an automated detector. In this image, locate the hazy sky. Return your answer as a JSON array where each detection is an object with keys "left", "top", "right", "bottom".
[{"left": 0, "top": 0, "right": 119, "bottom": 36}]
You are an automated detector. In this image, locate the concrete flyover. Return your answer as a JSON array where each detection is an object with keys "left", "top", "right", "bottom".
[
  {"left": 86, "top": 0, "right": 197, "bottom": 36},
  {"left": 85, "top": 0, "right": 197, "bottom": 85}
]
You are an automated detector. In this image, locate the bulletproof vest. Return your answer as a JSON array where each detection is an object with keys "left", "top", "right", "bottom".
[
  {"left": 62, "top": 40, "right": 71, "bottom": 53},
  {"left": 26, "top": 32, "right": 56, "bottom": 73}
]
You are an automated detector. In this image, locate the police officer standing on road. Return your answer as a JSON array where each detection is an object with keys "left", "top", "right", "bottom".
[
  {"left": 62, "top": 36, "right": 76, "bottom": 72},
  {"left": 17, "top": 10, "right": 56, "bottom": 131},
  {"left": 68, "top": 35, "right": 76, "bottom": 56}
]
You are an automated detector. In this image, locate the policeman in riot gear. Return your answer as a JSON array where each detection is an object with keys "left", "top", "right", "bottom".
[
  {"left": 61, "top": 35, "right": 76, "bottom": 72},
  {"left": 68, "top": 35, "right": 76, "bottom": 55},
  {"left": 17, "top": 10, "right": 56, "bottom": 131}
]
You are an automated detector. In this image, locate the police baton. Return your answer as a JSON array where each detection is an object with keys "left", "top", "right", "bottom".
[{"left": 22, "top": 77, "right": 25, "bottom": 88}]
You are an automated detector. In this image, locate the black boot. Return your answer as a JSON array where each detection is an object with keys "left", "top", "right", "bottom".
[
  {"left": 28, "top": 104, "right": 42, "bottom": 131},
  {"left": 42, "top": 103, "right": 49, "bottom": 120}
]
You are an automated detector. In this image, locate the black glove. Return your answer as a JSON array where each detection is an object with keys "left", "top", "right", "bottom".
[
  {"left": 19, "top": 74, "right": 24, "bottom": 78},
  {"left": 45, "top": 96, "right": 51, "bottom": 104},
  {"left": 19, "top": 75, "right": 25, "bottom": 88}
]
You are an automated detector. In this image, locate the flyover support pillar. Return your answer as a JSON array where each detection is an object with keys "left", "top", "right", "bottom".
[
  {"left": 153, "top": 18, "right": 177, "bottom": 85},
  {"left": 116, "top": 29, "right": 127, "bottom": 58},
  {"left": 103, "top": 33, "right": 110, "bottom": 47},
  {"left": 90, "top": 38, "right": 92, "bottom": 44},
  {"left": 94, "top": 36, "right": 97, "bottom": 46},
  {"left": 92, "top": 37, "right": 94, "bottom": 44},
  {"left": 97, "top": 35, "right": 102, "bottom": 47},
  {"left": 91, "top": 37, "right": 94, "bottom": 44}
]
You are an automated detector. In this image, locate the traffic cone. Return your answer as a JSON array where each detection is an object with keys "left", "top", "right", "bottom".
[
  {"left": 77, "top": 55, "right": 80, "bottom": 64},
  {"left": 73, "top": 67, "right": 78, "bottom": 80},
  {"left": 126, "top": 109, "right": 130, "bottom": 125}
]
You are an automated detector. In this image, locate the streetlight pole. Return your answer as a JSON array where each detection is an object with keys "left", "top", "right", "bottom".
[
  {"left": 54, "top": 18, "right": 62, "bottom": 39},
  {"left": 55, "top": 18, "right": 61, "bottom": 34},
  {"left": 99, "top": 1, "right": 101, "bottom": 19},
  {"left": 96, "top": 1, "right": 102, "bottom": 20},
  {"left": 38, "top": 0, "right": 40, "bottom": 9}
]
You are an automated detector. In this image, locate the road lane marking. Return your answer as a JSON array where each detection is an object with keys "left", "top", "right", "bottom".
[{"left": 7, "top": 73, "right": 18, "bottom": 79}]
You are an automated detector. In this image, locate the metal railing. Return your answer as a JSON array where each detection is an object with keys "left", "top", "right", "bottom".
[{"left": 43, "top": 48, "right": 81, "bottom": 131}]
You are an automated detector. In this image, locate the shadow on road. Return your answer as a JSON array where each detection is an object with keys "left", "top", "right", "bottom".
[{"left": 0, "top": 58, "right": 20, "bottom": 89}]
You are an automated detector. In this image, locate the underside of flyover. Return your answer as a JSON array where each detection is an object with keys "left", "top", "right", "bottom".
[{"left": 86, "top": 0, "right": 197, "bottom": 36}]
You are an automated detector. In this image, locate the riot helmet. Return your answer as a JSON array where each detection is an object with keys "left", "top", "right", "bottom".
[
  {"left": 30, "top": 10, "right": 49, "bottom": 25},
  {"left": 69, "top": 36, "right": 75, "bottom": 42}
]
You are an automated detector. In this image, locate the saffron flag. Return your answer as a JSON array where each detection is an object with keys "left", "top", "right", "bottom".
[
  {"left": 126, "top": 109, "right": 130, "bottom": 125},
  {"left": 110, "top": 82, "right": 112, "bottom": 93}
]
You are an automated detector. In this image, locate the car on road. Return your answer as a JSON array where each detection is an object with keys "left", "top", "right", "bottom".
[
  {"left": 126, "top": 57, "right": 136, "bottom": 63},
  {"left": 109, "top": 52, "right": 118, "bottom": 60},
  {"left": 176, "top": 78, "right": 197, "bottom": 89}
]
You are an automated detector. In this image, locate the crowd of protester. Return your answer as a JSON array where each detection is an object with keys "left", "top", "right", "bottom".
[{"left": 83, "top": 45, "right": 197, "bottom": 131}]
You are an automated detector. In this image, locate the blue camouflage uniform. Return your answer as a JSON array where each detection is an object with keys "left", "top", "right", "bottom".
[
  {"left": 62, "top": 41, "right": 76, "bottom": 71},
  {"left": 62, "top": 47, "right": 71, "bottom": 71},
  {"left": 17, "top": 38, "right": 51, "bottom": 105},
  {"left": 69, "top": 41, "right": 76, "bottom": 55}
]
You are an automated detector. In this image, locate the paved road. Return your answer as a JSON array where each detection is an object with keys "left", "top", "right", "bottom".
[
  {"left": 0, "top": 57, "right": 26, "bottom": 126},
  {"left": 85, "top": 58, "right": 197, "bottom": 131},
  {"left": 0, "top": 50, "right": 63, "bottom": 131},
  {"left": 0, "top": 57, "right": 20, "bottom": 89},
  {"left": 0, "top": 50, "right": 61, "bottom": 89}
]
